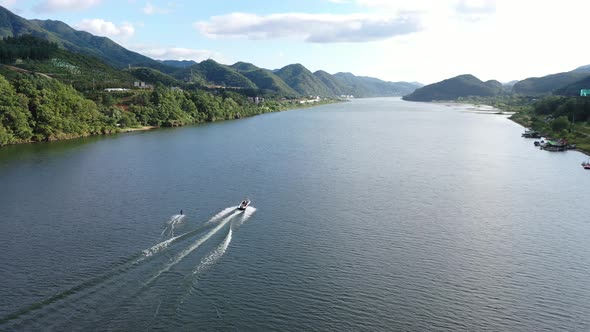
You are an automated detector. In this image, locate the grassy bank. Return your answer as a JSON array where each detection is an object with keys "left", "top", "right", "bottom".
[{"left": 448, "top": 95, "right": 590, "bottom": 156}]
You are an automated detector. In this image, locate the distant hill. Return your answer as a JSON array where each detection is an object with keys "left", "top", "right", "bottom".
[
  {"left": 512, "top": 71, "right": 590, "bottom": 95},
  {"left": 0, "top": 6, "right": 422, "bottom": 99},
  {"left": 554, "top": 76, "right": 590, "bottom": 96},
  {"left": 158, "top": 60, "right": 197, "bottom": 69},
  {"left": 314, "top": 70, "right": 346, "bottom": 96},
  {"left": 241, "top": 68, "right": 298, "bottom": 96},
  {"left": 230, "top": 61, "right": 260, "bottom": 72},
  {"left": 403, "top": 74, "right": 502, "bottom": 102},
  {"left": 0, "top": 36, "right": 135, "bottom": 90},
  {"left": 275, "top": 64, "right": 333, "bottom": 96},
  {"left": 0, "top": 6, "right": 163, "bottom": 69},
  {"left": 572, "top": 64, "right": 590, "bottom": 73},
  {"left": 125, "top": 67, "right": 181, "bottom": 86},
  {"left": 179, "top": 59, "right": 256, "bottom": 88}
]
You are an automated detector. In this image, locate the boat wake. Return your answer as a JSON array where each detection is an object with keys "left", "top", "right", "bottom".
[
  {"left": 145, "top": 210, "right": 241, "bottom": 285},
  {"left": 0, "top": 205, "right": 256, "bottom": 330},
  {"left": 206, "top": 206, "right": 238, "bottom": 224},
  {"left": 160, "top": 214, "right": 185, "bottom": 238}
]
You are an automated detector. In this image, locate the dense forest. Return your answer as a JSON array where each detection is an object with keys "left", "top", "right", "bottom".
[
  {"left": 0, "top": 35, "right": 58, "bottom": 63},
  {"left": 0, "top": 71, "right": 332, "bottom": 146}
]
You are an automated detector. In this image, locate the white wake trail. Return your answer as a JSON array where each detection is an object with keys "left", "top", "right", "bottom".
[
  {"left": 192, "top": 228, "right": 233, "bottom": 276},
  {"left": 236, "top": 206, "right": 257, "bottom": 227},
  {"left": 206, "top": 206, "right": 237, "bottom": 224},
  {"left": 160, "top": 214, "right": 185, "bottom": 238},
  {"left": 145, "top": 210, "right": 240, "bottom": 285},
  {"left": 170, "top": 214, "right": 185, "bottom": 237}
]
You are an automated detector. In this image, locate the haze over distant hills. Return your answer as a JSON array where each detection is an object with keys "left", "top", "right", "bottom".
[
  {"left": 0, "top": 6, "right": 421, "bottom": 98},
  {"left": 403, "top": 66, "right": 590, "bottom": 102},
  {"left": 403, "top": 75, "right": 503, "bottom": 102}
]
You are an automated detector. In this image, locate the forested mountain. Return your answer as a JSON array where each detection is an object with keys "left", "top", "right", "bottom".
[
  {"left": 158, "top": 60, "right": 197, "bottom": 68},
  {"left": 572, "top": 64, "right": 590, "bottom": 73},
  {"left": 554, "top": 76, "right": 590, "bottom": 96},
  {"left": 180, "top": 59, "right": 257, "bottom": 88},
  {"left": 0, "top": 36, "right": 136, "bottom": 91},
  {"left": 512, "top": 71, "right": 590, "bottom": 95},
  {"left": 403, "top": 74, "right": 503, "bottom": 102},
  {"left": 241, "top": 69, "right": 298, "bottom": 96},
  {"left": 0, "top": 6, "right": 161, "bottom": 69},
  {"left": 0, "top": 6, "right": 420, "bottom": 98},
  {"left": 230, "top": 62, "right": 260, "bottom": 72},
  {"left": 314, "top": 70, "right": 346, "bottom": 95},
  {"left": 275, "top": 64, "right": 333, "bottom": 96},
  {"left": 125, "top": 67, "right": 181, "bottom": 86}
]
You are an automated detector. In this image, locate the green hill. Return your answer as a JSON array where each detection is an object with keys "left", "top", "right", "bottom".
[
  {"left": 275, "top": 63, "right": 332, "bottom": 96},
  {"left": 403, "top": 74, "right": 502, "bottom": 102},
  {"left": 176, "top": 59, "right": 256, "bottom": 89},
  {"left": 125, "top": 67, "right": 181, "bottom": 86},
  {"left": 313, "top": 70, "right": 346, "bottom": 96},
  {"left": 0, "top": 5, "right": 423, "bottom": 99},
  {"left": 230, "top": 61, "right": 260, "bottom": 72},
  {"left": 554, "top": 76, "right": 590, "bottom": 96},
  {"left": 241, "top": 68, "right": 298, "bottom": 96},
  {"left": 0, "top": 6, "right": 163, "bottom": 69},
  {"left": 0, "top": 35, "right": 135, "bottom": 91},
  {"left": 572, "top": 64, "right": 590, "bottom": 73},
  {"left": 158, "top": 60, "right": 197, "bottom": 69},
  {"left": 512, "top": 72, "right": 590, "bottom": 95}
]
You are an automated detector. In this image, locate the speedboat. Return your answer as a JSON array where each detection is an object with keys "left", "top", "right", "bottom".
[{"left": 238, "top": 199, "right": 250, "bottom": 210}]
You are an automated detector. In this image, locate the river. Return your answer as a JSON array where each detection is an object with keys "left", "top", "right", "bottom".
[{"left": 1, "top": 98, "right": 589, "bottom": 331}]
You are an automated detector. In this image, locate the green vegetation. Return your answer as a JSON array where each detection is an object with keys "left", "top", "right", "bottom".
[
  {"left": 275, "top": 63, "right": 333, "bottom": 96},
  {"left": 456, "top": 95, "right": 536, "bottom": 113},
  {"left": 512, "top": 72, "right": 590, "bottom": 95},
  {"left": 179, "top": 59, "right": 257, "bottom": 89},
  {"left": 0, "top": 6, "right": 162, "bottom": 69},
  {"left": 554, "top": 76, "right": 590, "bottom": 96},
  {"left": 403, "top": 74, "right": 503, "bottom": 102},
  {"left": 459, "top": 95, "right": 590, "bottom": 155},
  {"left": 241, "top": 68, "right": 298, "bottom": 97},
  {"left": 0, "top": 73, "right": 115, "bottom": 145},
  {"left": 0, "top": 71, "right": 340, "bottom": 147},
  {"left": 125, "top": 67, "right": 181, "bottom": 86},
  {"left": 0, "top": 35, "right": 58, "bottom": 63}
]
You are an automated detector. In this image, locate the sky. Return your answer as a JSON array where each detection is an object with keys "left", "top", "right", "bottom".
[{"left": 1, "top": 0, "right": 589, "bottom": 84}]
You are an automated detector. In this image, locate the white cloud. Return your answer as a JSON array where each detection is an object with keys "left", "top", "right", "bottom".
[
  {"left": 0, "top": 0, "right": 17, "bottom": 7},
  {"left": 143, "top": 1, "right": 172, "bottom": 15},
  {"left": 195, "top": 12, "right": 421, "bottom": 43},
  {"left": 34, "top": 0, "right": 101, "bottom": 12},
  {"left": 75, "top": 19, "right": 135, "bottom": 39},
  {"left": 133, "top": 45, "right": 225, "bottom": 63}
]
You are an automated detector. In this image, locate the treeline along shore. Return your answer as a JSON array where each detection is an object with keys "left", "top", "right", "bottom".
[
  {"left": 0, "top": 72, "right": 339, "bottom": 147},
  {"left": 453, "top": 95, "right": 590, "bottom": 155}
]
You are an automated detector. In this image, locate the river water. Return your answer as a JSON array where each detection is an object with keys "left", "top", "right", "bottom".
[{"left": 1, "top": 98, "right": 589, "bottom": 331}]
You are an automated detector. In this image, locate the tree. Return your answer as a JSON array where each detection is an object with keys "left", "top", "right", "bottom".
[{"left": 551, "top": 116, "right": 570, "bottom": 132}]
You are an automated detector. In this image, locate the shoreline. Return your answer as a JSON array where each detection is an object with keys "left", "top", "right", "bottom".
[
  {"left": 0, "top": 99, "right": 342, "bottom": 149},
  {"left": 428, "top": 100, "right": 590, "bottom": 157}
]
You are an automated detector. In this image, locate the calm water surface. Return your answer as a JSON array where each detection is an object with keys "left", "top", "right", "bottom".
[{"left": 1, "top": 98, "right": 589, "bottom": 331}]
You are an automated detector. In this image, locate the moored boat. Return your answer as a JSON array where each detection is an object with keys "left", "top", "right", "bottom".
[{"left": 522, "top": 129, "right": 541, "bottom": 138}]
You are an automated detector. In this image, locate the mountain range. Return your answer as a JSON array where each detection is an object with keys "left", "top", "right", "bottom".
[
  {"left": 0, "top": 6, "right": 421, "bottom": 98},
  {"left": 404, "top": 65, "right": 590, "bottom": 102},
  {"left": 403, "top": 75, "right": 503, "bottom": 102}
]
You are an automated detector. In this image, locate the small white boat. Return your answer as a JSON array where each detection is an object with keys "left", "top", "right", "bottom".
[{"left": 238, "top": 199, "right": 250, "bottom": 210}]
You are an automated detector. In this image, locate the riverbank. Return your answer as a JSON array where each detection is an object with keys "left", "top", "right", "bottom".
[
  {"left": 433, "top": 99, "right": 590, "bottom": 157},
  {"left": 0, "top": 98, "right": 342, "bottom": 148}
]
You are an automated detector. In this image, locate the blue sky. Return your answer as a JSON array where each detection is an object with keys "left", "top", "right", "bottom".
[{"left": 2, "top": 0, "right": 589, "bottom": 84}]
